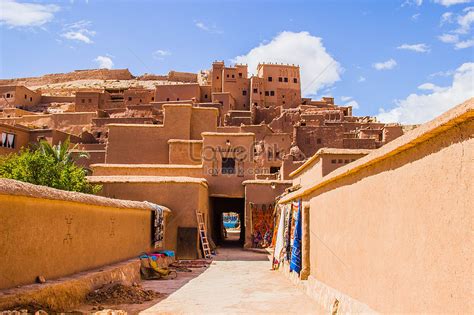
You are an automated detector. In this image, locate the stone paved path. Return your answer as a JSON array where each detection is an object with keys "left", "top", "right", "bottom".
[{"left": 141, "top": 247, "right": 323, "bottom": 314}]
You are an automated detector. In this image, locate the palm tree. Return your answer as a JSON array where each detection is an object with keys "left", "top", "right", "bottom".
[{"left": 38, "top": 137, "right": 89, "bottom": 165}]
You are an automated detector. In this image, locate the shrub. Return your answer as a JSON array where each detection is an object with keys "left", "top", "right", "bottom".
[{"left": 0, "top": 139, "right": 101, "bottom": 194}]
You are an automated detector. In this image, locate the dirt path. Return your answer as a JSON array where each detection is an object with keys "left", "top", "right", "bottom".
[{"left": 141, "top": 247, "right": 323, "bottom": 314}]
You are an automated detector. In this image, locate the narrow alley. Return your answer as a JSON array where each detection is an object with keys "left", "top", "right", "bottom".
[{"left": 141, "top": 248, "right": 323, "bottom": 314}]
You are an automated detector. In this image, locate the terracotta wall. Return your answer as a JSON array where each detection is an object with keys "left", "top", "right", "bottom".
[
  {"left": 280, "top": 100, "right": 474, "bottom": 313},
  {"left": 91, "top": 164, "right": 203, "bottom": 177},
  {"left": 168, "top": 140, "right": 203, "bottom": 165},
  {"left": 92, "top": 178, "right": 209, "bottom": 256},
  {"left": 0, "top": 179, "right": 158, "bottom": 290}
]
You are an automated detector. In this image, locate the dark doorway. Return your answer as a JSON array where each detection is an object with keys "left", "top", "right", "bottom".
[{"left": 210, "top": 197, "right": 245, "bottom": 247}]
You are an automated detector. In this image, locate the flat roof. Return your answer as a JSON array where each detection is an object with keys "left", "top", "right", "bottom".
[
  {"left": 87, "top": 175, "right": 208, "bottom": 188},
  {"left": 91, "top": 163, "right": 203, "bottom": 169},
  {"left": 290, "top": 148, "right": 373, "bottom": 178},
  {"left": 201, "top": 132, "right": 255, "bottom": 137}
]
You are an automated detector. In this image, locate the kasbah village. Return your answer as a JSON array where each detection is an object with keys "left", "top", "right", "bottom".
[{"left": 0, "top": 5, "right": 473, "bottom": 315}]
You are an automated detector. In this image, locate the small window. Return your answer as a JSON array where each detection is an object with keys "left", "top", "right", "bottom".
[
  {"left": 331, "top": 159, "right": 336, "bottom": 164},
  {"left": 128, "top": 97, "right": 132, "bottom": 101},
  {"left": 253, "top": 88, "right": 258, "bottom": 93},
  {"left": 30, "top": 97, "right": 32, "bottom": 102},
  {"left": 242, "top": 90, "right": 247, "bottom": 96},
  {"left": 278, "top": 77, "right": 283, "bottom": 82},
  {"left": 166, "top": 98, "right": 170, "bottom": 101},
  {"left": 151, "top": 97, "right": 154, "bottom": 101},
  {"left": 24, "top": 94, "right": 27, "bottom": 99},
  {"left": 270, "top": 167, "right": 280, "bottom": 174},
  {"left": 216, "top": 76, "right": 219, "bottom": 79},
  {"left": 265, "top": 91, "right": 269, "bottom": 96},
  {"left": 81, "top": 99, "right": 85, "bottom": 103},
  {"left": 317, "top": 138, "right": 322, "bottom": 144},
  {"left": 338, "top": 159, "right": 343, "bottom": 163},
  {"left": 268, "top": 76, "right": 272, "bottom": 82},
  {"left": 222, "top": 158, "right": 235, "bottom": 174},
  {"left": 238, "top": 73, "right": 242, "bottom": 78},
  {"left": 204, "top": 94, "right": 208, "bottom": 99},
  {"left": 139, "top": 99, "right": 142, "bottom": 103},
  {"left": 270, "top": 91, "right": 275, "bottom": 96},
  {"left": 284, "top": 77, "right": 288, "bottom": 82},
  {"left": 344, "top": 159, "right": 350, "bottom": 163},
  {"left": 6, "top": 93, "right": 11, "bottom": 98},
  {"left": 88, "top": 98, "right": 92, "bottom": 103},
  {"left": 293, "top": 78, "right": 298, "bottom": 83},
  {"left": 177, "top": 98, "right": 180, "bottom": 101},
  {"left": 227, "top": 74, "right": 229, "bottom": 78},
  {"left": 282, "top": 101, "right": 285, "bottom": 104},
  {"left": 231, "top": 74, "right": 235, "bottom": 78}
]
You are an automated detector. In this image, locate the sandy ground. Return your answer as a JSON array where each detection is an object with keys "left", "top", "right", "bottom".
[{"left": 140, "top": 247, "right": 323, "bottom": 315}]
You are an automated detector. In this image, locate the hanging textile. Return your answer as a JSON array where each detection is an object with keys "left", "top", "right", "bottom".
[
  {"left": 272, "top": 204, "right": 286, "bottom": 269},
  {"left": 145, "top": 202, "right": 164, "bottom": 248},
  {"left": 251, "top": 203, "right": 274, "bottom": 248},
  {"left": 284, "top": 203, "right": 293, "bottom": 261},
  {"left": 290, "top": 200, "right": 302, "bottom": 273}
]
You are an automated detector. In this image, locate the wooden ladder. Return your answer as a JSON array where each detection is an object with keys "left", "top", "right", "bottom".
[{"left": 196, "top": 211, "right": 212, "bottom": 259}]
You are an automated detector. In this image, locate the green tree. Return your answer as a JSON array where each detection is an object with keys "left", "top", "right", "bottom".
[{"left": 0, "top": 139, "right": 101, "bottom": 194}]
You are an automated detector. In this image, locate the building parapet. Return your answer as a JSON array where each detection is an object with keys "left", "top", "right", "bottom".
[
  {"left": 289, "top": 148, "right": 374, "bottom": 178},
  {"left": 87, "top": 175, "right": 209, "bottom": 188},
  {"left": 0, "top": 178, "right": 169, "bottom": 212}
]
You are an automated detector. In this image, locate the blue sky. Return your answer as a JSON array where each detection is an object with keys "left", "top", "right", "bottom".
[{"left": 0, "top": 0, "right": 473, "bottom": 123}]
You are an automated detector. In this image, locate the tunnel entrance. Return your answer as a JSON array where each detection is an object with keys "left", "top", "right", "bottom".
[{"left": 210, "top": 197, "right": 245, "bottom": 247}]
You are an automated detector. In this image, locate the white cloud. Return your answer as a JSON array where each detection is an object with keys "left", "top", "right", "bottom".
[
  {"left": 438, "top": 33, "right": 459, "bottom": 42},
  {"left": 94, "top": 56, "right": 113, "bottom": 69},
  {"left": 429, "top": 69, "right": 454, "bottom": 77},
  {"left": 440, "top": 12, "right": 454, "bottom": 25},
  {"left": 417, "top": 82, "right": 448, "bottom": 92},
  {"left": 341, "top": 96, "right": 352, "bottom": 102},
  {"left": 62, "top": 31, "right": 92, "bottom": 43},
  {"left": 438, "top": 8, "right": 474, "bottom": 49},
  {"left": 377, "top": 62, "right": 474, "bottom": 124},
  {"left": 373, "top": 58, "right": 397, "bottom": 70},
  {"left": 345, "top": 100, "right": 360, "bottom": 110},
  {"left": 455, "top": 7, "right": 474, "bottom": 33},
  {"left": 412, "top": 13, "right": 421, "bottom": 20},
  {"left": 358, "top": 76, "right": 366, "bottom": 82},
  {"left": 340, "top": 96, "right": 360, "bottom": 109},
  {"left": 61, "top": 20, "right": 95, "bottom": 44},
  {"left": 232, "top": 31, "right": 342, "bottom": 96},
  {"left": 152, "top": 49, "right": 171, "bottom": 60},
  {"left": 0, "top": 0, "right": 59, "bottom": 28},
  {"left": 402, "top": 0, "right": 423, "bottom": 6},
  {"left": 433, "top": 0, "right": 472, "bottom": 6},
  {"left": 195, "top": 21, "right": 222, "bottom": 34},
  {"left": 454, "top": 38, "right": 474, "bottom": 48},
  {"left": 397, "top": 43, "right": 430, "bottom": 52}
]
